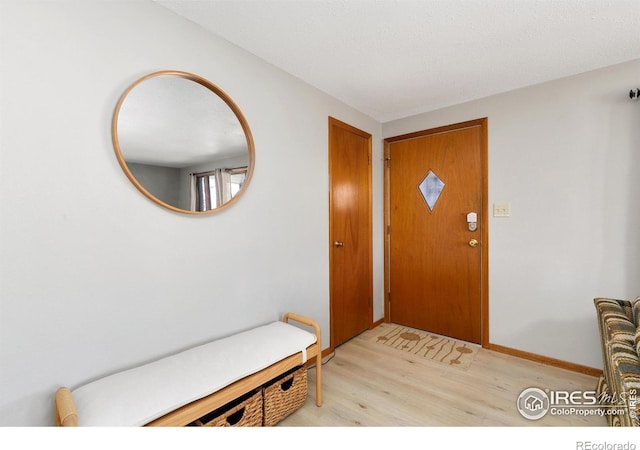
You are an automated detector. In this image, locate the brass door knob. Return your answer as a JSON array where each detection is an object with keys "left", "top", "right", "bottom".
[
  {"left": 468, "top": 239, "right": 478, "bottom": 248},
  {"left": 334, "top": 241, "right": 344, "bottom": 248}
]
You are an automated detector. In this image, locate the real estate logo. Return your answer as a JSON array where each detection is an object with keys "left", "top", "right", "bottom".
[
  {"left": 517, "top": 387, "right": 633, "bottom": 420},
  {"left": 517, "top": 387, "right": 550, "bottom": 420}
]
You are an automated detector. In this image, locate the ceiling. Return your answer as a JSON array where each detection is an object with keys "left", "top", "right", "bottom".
[
  {"left": 155, "top": 0, "right": 640, "bottom": 122},
  {"left": 117, "top": 73, "right": 248, "bottom": 168}
]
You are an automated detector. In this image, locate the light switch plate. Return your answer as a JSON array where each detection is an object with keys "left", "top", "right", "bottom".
[{"left": 493, "top": 202, "right": 511, "bottom": 217}]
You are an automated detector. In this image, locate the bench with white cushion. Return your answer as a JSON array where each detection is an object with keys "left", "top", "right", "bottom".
[{"left": 54, "top": 313, "right": 322, "bottom": 426}]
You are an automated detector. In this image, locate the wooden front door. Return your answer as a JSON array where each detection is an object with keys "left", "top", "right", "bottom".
[
  {"left": 329, "top": 117, "right": 372, "bottom": 348},
  {"left": 385, "top": 119, "right": 487, "bottom": 344}
]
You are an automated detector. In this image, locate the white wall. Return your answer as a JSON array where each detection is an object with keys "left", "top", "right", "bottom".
[
  {"left": 0, "top": 0, "right": 382, "bottom": 426},
  {"left": 384, "top": 59, "right": 640, "bottom": 370}
]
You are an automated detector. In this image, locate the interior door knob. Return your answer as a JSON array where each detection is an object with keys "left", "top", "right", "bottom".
[
  {"left": 334, "top": 241, "right": 344, "bottom": 248},
  {"left": 468, "top": 239, "right": 478, "bottom": 248}
]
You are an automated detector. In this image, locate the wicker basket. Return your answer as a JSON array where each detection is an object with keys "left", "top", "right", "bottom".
[
  {"left": 262, "top": 366, "right": 308, "bottom": 426},
  {"left": 190, "top": 390, "right": 263, "bottom": 427}
]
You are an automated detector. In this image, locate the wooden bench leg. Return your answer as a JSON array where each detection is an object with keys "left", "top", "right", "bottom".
[
  {"left": 283, "top": 312, "right": 323, "bottom": 407},
  {"left": 315, "top": 346, "right": 322, "bottom": 406}
]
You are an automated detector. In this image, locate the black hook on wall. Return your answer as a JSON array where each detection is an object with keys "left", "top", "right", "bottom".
[{"left": 630, "top": 88, "right": 640, "bottom": 100}]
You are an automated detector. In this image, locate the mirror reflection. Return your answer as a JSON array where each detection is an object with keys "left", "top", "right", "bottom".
[{"left": 112, "top": 71, "right": 254, "bottom": 214}]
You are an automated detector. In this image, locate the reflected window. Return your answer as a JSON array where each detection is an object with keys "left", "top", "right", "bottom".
[
  {"left": 229, "top": 171, "right": 246, "bottom": 197},
  {"left": 191, "top": 167, "right": 248, "bottom": 212}
]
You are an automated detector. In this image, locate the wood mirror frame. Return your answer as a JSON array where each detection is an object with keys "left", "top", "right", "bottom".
[{"left": 112, "top": 70, "right": 255, "bottom": 214}]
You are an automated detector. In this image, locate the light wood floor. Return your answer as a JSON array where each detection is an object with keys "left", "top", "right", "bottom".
[{"left": 279, "top": 323, "right": 606, "bottom": 426}]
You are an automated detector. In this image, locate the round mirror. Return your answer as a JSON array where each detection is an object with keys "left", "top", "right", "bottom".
[{"left": 112, "top": 70, "right": 255, "bottom": 214}]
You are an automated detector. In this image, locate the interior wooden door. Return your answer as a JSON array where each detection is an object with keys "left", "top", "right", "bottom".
[
  {"left": 329, "top": 117, "right": 372, "bottom": 348},
  {"left": 385, "top": 119, "right": 487, "bottom": 344}
]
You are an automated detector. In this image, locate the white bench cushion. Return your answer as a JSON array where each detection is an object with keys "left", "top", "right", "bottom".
[{"left": 71, "top": 321, "right": 317, "bottom": 426}]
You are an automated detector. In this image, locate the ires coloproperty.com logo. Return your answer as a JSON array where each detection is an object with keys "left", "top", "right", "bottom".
[{"left": 516, "top": 387, "right": 635, "bottom": 420}]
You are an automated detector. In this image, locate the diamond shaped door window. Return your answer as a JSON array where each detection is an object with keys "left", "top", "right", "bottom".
[{"left": 418, "top": 170, "right": 445, "bottom": 211}]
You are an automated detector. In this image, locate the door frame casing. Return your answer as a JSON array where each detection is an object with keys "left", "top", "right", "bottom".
[
  {"left": 328, "top": 116, "right": 374, "bottom": 352},
  {"left": 383, "top": 118, "right": 489, "bottom": 348}
]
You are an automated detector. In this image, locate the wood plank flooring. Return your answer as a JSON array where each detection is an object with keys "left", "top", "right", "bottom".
[{"left": 280, "top": 324, "right": 606, "bottom": 426}]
